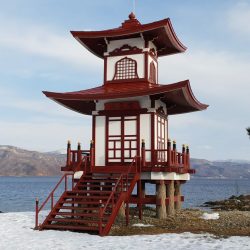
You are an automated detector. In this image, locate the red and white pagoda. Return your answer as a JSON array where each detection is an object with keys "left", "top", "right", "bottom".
[{"left": 35, "top": 13, "right": 208, "bottom": 236}]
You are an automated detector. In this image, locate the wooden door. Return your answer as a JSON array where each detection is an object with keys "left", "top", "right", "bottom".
[{"left": 106, "top": 116, "right": 139, "bottom": 165}]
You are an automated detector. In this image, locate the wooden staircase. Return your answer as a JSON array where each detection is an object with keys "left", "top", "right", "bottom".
[{"left": 36, "top": 161, "right": 140, "bottom": 236}]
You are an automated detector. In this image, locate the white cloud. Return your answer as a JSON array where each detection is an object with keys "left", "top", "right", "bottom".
[
  {"left": 159, "top": 49, "right": 250, "bottom": 103},
  {"left": 0, "top": 121, "right": 92, "bottom": 152},
  {"left": 0, "top": 19, "right": 101, "bottom": 70},
  {"left": 0, "top": 89, "right": 85, "bottom": 119},
  {"left": 227, "top": 1, "right": 250, "bottom": 38}
]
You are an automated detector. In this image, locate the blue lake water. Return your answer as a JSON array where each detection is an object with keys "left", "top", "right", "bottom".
[{"left": 0, "top": 176, "right": 249, "bottom": 213}]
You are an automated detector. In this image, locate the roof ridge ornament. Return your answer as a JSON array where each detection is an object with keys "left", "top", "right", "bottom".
[
  {"left": 121, "top": 12, "right": 141, "bottom": 28},
  {"left": 129, "top": 12, "right": 136, "bottom": 20}
]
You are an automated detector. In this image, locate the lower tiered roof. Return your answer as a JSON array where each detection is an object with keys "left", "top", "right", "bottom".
[{"left": 43, "top": 80, "right": 208, "bottom": 115}]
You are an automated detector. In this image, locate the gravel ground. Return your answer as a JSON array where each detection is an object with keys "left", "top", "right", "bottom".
[{"left": 110, "top": 207, "right": 250, "bottom": 237}]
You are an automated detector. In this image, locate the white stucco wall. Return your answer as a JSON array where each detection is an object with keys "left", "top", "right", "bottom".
[
  {"left": 141, "top": 172, "right": 190, "bottom": 181},
  {"left": 155, "top": 100, "right": 167, "bottom": 114},
  {"left": 107, "top": 54, "right": 145, "bottom": 81},
  {"left": 140, "top": 114, "right": 151, "bottom": 161},
  {"left": 107, "top": 38, "right": 144, "bottom": 52},
  {"left": 148, "top": 41, "right": 157, "bottom": 51},
  {"left": 95, "top": 116, "right": 106, "bottom": 166}
]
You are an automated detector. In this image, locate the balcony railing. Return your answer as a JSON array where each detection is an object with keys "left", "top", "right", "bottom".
[
  {"left": 141, "top": 139, "right": 193, "bottom": 173},
  {"left": 61, "top": 140, "right": 94, "bottom": 172},
  {"left": 62, "top": 139, "right": 193, "bottom": 174}
]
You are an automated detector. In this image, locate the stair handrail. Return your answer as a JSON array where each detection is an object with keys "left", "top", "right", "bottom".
[
  {"left": 35, "top": 155, "right": 91, "bottom": 229},
  {"left": 127, "top": 155, "right": 141, "bottom": 174},
  {"left": 99, "top": 156, "right": 140, "bottom": 234},
  {"left": 35, "top": 173, "right": 74, "bottom": 229},
  {"left": 73, "top": 155, "right": 89, "bottom": 173},
  {"left": 98, "top": 173, "right": 123, "bottom": 234}
]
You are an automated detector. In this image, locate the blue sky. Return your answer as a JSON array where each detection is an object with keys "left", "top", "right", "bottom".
[{"left": 0, "top": 0, "right": 250, "bottom": 160}]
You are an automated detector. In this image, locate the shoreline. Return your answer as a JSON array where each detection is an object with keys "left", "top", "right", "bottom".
[
  {"left": 0, "top": 209, "right": 249, "bottom": 237},
  {"left": 110, "top": 208, "right": 250, "bottom": 237}
]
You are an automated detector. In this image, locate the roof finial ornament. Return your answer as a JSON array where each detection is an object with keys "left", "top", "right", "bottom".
[
  {"left": 128, "top": 0, "right": 136, "bottom": 20},
  {"left": 129, "top": 12, "right": 136, "bottom": 20}
]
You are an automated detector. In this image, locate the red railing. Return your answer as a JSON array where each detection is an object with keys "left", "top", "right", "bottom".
[
  {"left": 64, "top": 141, "right": 94, "bottom": 172},
  {"left": 35, "top": 173, "right": 74, "bottom": 229},
  {"left": 99, "top": 156, "right": 140, "bottom": 235},
  {"left": 141, "top": 140, "right": 190, "bottom": 170}
]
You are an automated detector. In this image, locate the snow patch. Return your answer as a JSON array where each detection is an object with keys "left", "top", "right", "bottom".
[
  {"left": 132, "top": 223, "right": 153, "bottom": 227},
  {"left": 0, "top": 212, "right": 249, "bottom": 250},
  {"left": 201, "top": 212, "right": 220, "bottom": 220}
]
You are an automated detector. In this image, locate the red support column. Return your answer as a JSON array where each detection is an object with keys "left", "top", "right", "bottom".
[
  {"left": 182, "top": 144, "right": 186, "bottom": 167},
  {"left": 90, "top": 140, "right": 94, "bottom": 172},
  {"left": 66, "top": 140, "right": 71, "bottom": 166},
  {"left": 138, "top": 180, "right": 142, "bottom": 220},
  {"left": 126, "top": 200, "right": 129, "bottom": 226},
  {"left": 35, "top": 198, "right": 39, "bottom": 229},
  {"left": 167, "top": 139, "right": 171, "bottom": 167},
  {"left": 173, "top": 140, "right": 177, "bottom": 166},
  {"left": 186, "top": 146, "right": 190, "bottom": 170},
  {"left": 141, "top": 139, "right": 146, "bottom": 167},
  {"left": 77, "top": 142, "right": 82, "bottom": 165}
]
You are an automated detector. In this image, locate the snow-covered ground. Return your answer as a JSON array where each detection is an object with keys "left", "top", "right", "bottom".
[{"left": 0, "top": 212, "right": 249, "bottom": 250}]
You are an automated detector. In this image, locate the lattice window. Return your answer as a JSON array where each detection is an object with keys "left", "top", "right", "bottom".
[
  {"left": 113, "top": 57, "right": 139, "bottom": 80},
  {"left": 149, "top": 61, "right": 156, "bottom": 83}
]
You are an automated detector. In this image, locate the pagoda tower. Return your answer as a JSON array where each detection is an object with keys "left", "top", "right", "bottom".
[{"left": 36, "top": 13, "right": 208, "bottom": 236}]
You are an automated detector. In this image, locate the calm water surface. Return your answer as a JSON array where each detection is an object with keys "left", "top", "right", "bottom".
[{"left": 0, "top": 177, "right": 249, "bottom": 212}]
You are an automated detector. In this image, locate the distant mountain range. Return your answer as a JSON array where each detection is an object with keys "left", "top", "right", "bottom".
[
  {"left": 0, "top": 146, "right": 64, "bottom": 176},
  {"left": 0, "top": 145, "right": 250, "bottom": 179}
]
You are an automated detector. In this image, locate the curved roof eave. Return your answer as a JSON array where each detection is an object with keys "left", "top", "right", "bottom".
[
  {"left": 71, "top": 18, "right": 187, "bottom": 58},
  {"left": 43, "top": 80, "right": 208, "bottom": 116}
]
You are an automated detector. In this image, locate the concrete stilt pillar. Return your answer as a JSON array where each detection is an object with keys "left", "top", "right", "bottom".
[
  {"left": 141, "top": 181, "right": 146, "bottom": 200},
  {"left": 174, "top": 181, "right": 182, "bottom": 211},
  {"left": 118, "top": 202, "right": 125, "bottom": 218},
  {"left": 167, "top": 180, "right": 175, "bottom": 216},
  {"left": 156, "top": 181, "right": 167, "bottom": 219}
]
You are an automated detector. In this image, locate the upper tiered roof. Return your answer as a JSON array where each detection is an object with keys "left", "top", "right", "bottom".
[{"left": 71, "top": 13, "right": 187, "bottom": 58}]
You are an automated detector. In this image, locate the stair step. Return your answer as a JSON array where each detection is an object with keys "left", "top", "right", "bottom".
[
  {"left": 79, "top": 179, "right": 118, "bottom": 183},
  {"left": 63, "top": 195, "right": 113, "bottom": 199},
  {"left": 62, "top": 200, "right": 111, "bottom": 205},
  {"left": 53, "top": 212, "right": 110, "bottom": 218},
  {"left": 42, "top": 224, "right": 99, "bottom": 232},
  {"left": 77, "top": 184, "right": 116, "bottom": 188},
  {"left": 48, "top": 218, "right": 105, "bottom": 225},
  {"left": 56, "top": 206, "right": 108, "bottom": 211},
  {"left": 66, "top": 190, "right": 112, "bottom": 195}
]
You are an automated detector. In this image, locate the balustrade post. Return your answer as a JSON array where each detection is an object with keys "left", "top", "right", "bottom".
[
  {"left": 66, "top": 140, "right": 71, "bottom": 166},
  {"left": 182, "top": 144, "right": 186, "bottom": 167},
  {"left": 90, "top": 140, "right": 94, "bottom": 172},
  {"left": 186, "top": 145, "right": 190, "bottom": 169},
  {"left": 177, "top": 152, "right": 181, "bottom": 166},
  {"left": 167, "top": 139, "right": 171, "bottom": 167},
  {"left": 77, "top": 142, "right": 82, "bottom": 164},
  {"left": 35, "top": 198, "right": 39, "bottom": 229},
  {"left": 141, "top": 139, "right": 146, "bottom": 168},
  {"left": 173, "top": 140, "right": 177, "bottom": 166},
  {"left": 99, "top": 208, "right": 103, "bottom": 235}
]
